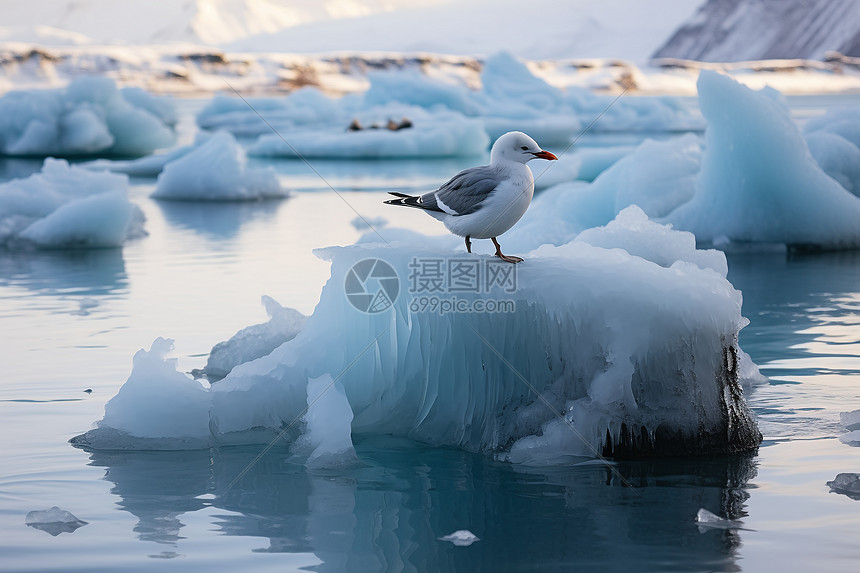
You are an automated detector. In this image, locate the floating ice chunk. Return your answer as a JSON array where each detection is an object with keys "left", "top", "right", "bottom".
[
  {"left": 803, "top": 106, "right": 860, "bottom": 196},
  {"left": 534, "top": 145, "right": 636, "bottom": 190},
  {"left": 0, "top": 158, "right": 143, "bottom": 249},
  {"left": 839, "top": 430, "right": 860, "bottom": 447},
  {"left": 0, "top": 77, "right": 175, "bottom": 157},
  {"left": 840, "top": 410, "right": 860, "bottom": 431},
  {"left": 667, "top": 71, "right": 860, "bottom": 249},
  {"left": 695, "top": 508, "right": 744, "bottom": 530},
  {"left": 509, "top": 134, "right": 701, "bottom": 250},
  {"left": 249, "top": 112, "right": 489, "bottom": 159},
  {"left": 826, "top": 473, "right": 860, "bottom": 499},
  {"left": 805, "top": 132, "right": 860, "bottom": 196},
  {"left": 738, "top": 348, "right": 768, "bottom": 387},
  {"left": 199, "top": 295, "right": 306, "bottom": 381},
  {"left": 83, "top": 132, "right": 215, "bottom": 177},
  {"left": 197, "top": 88, "right": 358, "bottom": 137},
  {"left": 85, "top": 338, "right": 212, "bottom": 449},
  {"left": 293, "top": 374, "right": 359, "bottom": 470},
  {"left": 480, "top": 52, "right": 565, "bottom": 112},
  {"left": 153, "top": 131, "right": 287, "bottom": 201},
  {"left": 363, "top": 70, "right": 480, "bottom": 117},
  {"left": 476, "top": 52, "right": 699, "bottom": 142},
  {"left": 804, "top": 106, "right": 860, "bottom": 149},
  {"left": 25, "top": 507, "right": 87, "bottom": 536},
  {"left": 438, "top": 530, "right": 480, "bottom": 546},
  {"left": 120, "top": 87, "right": 178, "bottom": 127}
]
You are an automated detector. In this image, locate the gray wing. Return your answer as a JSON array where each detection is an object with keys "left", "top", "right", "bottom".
[{"left": 418, "top": 165, "right": 501, "bottom": 216}]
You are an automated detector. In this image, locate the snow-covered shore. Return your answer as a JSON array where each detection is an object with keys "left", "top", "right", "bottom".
[{"left": 3, "top": 43, "right": 860, "bottom": 98}]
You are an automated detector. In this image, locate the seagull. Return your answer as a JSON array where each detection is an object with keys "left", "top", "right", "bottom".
[{"left": 384, "top": 131, "right": 557, "bottom": 263}]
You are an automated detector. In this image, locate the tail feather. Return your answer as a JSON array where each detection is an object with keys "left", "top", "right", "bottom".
[{"left": 383, "top": 191, "right": 442, "bottom": 212}]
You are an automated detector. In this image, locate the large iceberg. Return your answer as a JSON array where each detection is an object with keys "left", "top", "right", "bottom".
[
  {"left": 515, "top": 71, "right": 860, "bottom": 251},
  {"left": 0, "top": 77, "right": 175, "bottom": 157},
  {"left": 666, "top": 71, "right": 860, "bottom": 248},
  {"left": 0, "top": 158, "right": 144, "bottom": 248},
  {"left": 152, "top": 131, "right": 287, "bottom": 201},
  {"left": 73, "top": 211, "right": 761, "bottom": 463}
]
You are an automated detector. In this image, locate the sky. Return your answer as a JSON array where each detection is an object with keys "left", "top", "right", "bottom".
[{"left": 0, "top": 0, "right": 705, "bottom": 63}]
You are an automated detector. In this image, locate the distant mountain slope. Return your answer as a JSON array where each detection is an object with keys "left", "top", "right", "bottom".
[
  {"left": 0, "top": 0, "right": 704, "bottom": 63},
  {"left": 226, "top": 0, "right": 704, "bottom": 62},
  {"left": 0, "top": 0, "right": 452, "bottom": 46},
  {"left": 653, "top": 0, "right": 860, "bottom": 62}
]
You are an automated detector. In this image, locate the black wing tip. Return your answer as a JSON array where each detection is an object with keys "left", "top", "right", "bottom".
[
  {"left": 384, "top": 191, "right": 414, "bottom": 207},
  {"left": 383, "top": 192, "right": 444, "bottom": 213}
]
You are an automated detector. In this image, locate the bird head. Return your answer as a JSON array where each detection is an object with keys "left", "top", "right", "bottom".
[{"left": 490, "top": 131, "right": 558, "bottom": 165}]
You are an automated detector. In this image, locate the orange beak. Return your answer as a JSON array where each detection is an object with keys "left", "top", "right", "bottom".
[{"left": 532, "top": 150, "right": 558, "bottom": 160}]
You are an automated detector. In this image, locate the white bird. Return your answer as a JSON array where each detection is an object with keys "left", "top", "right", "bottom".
[{"left": 384, "top": 131, "right": 557, "bottom": 263}]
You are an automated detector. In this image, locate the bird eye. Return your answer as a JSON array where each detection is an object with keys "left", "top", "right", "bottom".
[{"left": 520, "top": 146, "right": 528, "bottom": 150}]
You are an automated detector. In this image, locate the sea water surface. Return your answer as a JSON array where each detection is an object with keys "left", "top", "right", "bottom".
[{"left": 1, "top": 98, "right": 860, "bottom": 572}]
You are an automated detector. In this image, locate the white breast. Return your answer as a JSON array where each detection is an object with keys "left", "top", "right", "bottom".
[{"left": 442, "top": 164, "right": 534, "bottom": 239}]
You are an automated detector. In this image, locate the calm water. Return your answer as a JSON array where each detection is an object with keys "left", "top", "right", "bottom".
[{"left": 1, "top": 99, "right": 860, "bottom": 572}]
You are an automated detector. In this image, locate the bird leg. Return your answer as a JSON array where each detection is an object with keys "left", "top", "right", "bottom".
[
  {"left": 491, "top": 237, "right": 523, "bottom": 263},
  {"left": 465, "top": 235, "right": 472, "bottom": 253}
]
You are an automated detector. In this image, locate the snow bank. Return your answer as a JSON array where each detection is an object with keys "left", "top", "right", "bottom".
[
  {"left": 152, "top": 131, "right": 287, "bottom": 201},
  {"left": 0, "top": 158, "right": 143, "bottom": 248},
  {"left": 518, "top": 71, "right": 860, "bottom": 251},
  {"left": 0, "top": 77, "right": 175, "bottom": 157},
  {"left": 73, "top": 211, "right": 761, "bottom": 463}
]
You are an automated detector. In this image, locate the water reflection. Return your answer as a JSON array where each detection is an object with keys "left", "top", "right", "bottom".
[
  {"left": 728, "top": 251, "right": 860, "bottom": 370},
  {"left": 82, "top": 438, "right": 757, "bottom": 572},
  {"left": 0, "top": 248, "right": 127, "bottom": 298},
  {"left": 155, "top": 199, "right": 287, "bottom": 241}
]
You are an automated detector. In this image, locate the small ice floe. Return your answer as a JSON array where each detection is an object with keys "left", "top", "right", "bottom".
[
  {"left": 838, "top": 410, "right": 860, "bottom": 446},
  {"left": 152, "top": 131, "right": 287, "bottom": 201},
  {"left": 25, "top": 507, "right": 87, "bottom": 536},
  {"left": 695, "top": 508, "right": 746, "bottom": 532},
  {"left": 840, "top": 410, "right": 860, "bottom": 431},
  {"left": 438, "top": 530, "right": 480, "bottom": 546},
  {"left": 826, "top": 473, "right": 860, "bottom": 500}
]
